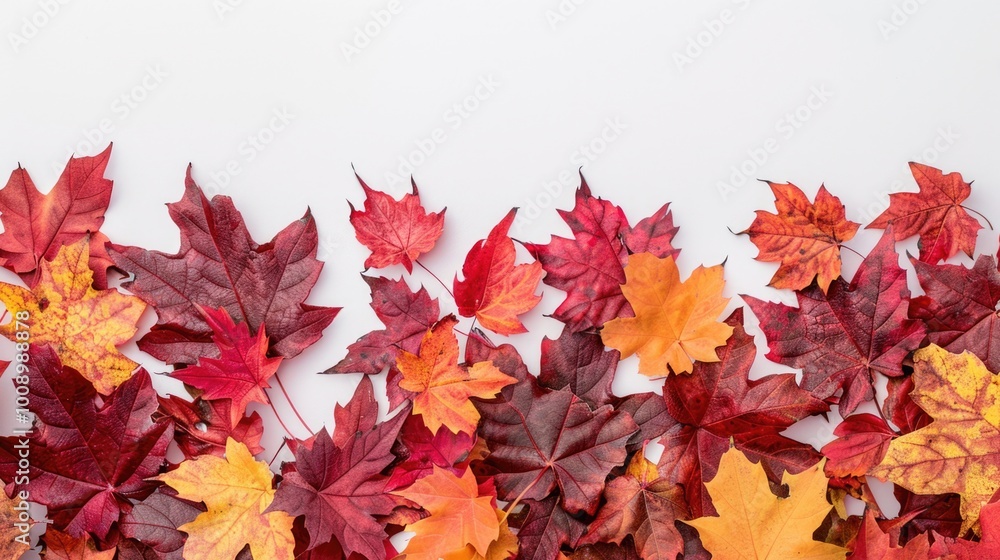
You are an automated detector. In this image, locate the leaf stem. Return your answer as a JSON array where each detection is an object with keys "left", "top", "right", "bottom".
[
  {"left": 416, "top": 259, "right": 455, "bottom": 300},
  {"left": 840, "top": 244, "right": 864, "bottom": 259},
  {"left": 962, "top": 205, "right": 994, "bottom": 230},
  {"left": 274, "top": 372, "right": 315, "bottom": 434},
  {"left": 499, "top": 468, "right": 546, "bottom": 524},
  {"left": 264, "top": 390, "right": 298, "bottom": 439},
  {"left": 268, "top": 438, "right": 289, "bottom": 467}
]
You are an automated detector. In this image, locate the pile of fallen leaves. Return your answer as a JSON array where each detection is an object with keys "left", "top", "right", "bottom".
[{"left": 0, "top": 147, "right": 998, "bottom": 559}]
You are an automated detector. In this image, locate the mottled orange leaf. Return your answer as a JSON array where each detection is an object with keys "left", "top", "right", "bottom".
[
  {"left": 43, "top": 529, "right": 115, "bottom": 560},
  {"left": 397, "top": 315, "right": 517, "bottom": 434},
  {"left": 441, "top": 510, "right": 518, "bottom": 560},
  {"left": 156, "top": 438, "right": 295, "bottom": 560},
  {"left": 684, "top": 447, "right": 848, "bottom": 560},
  {"left": 869, "top": 345, "right": 1000, "bottom": 535},
  {"left": 867, "top": 162, "right": 983, "bottom": 263},
  {"left": 0, "top": 490, "right": 31, "bottom": 559},
  {"left": 392, "top": 466, "right": 501, "bottom": 560},
  {"left": 740, "top": 182, "right": 859, "bottom": 292},
  {"left": 601, "top": 253, "right": 733, "bottom": 375},
  {"left": 0, "top": 238, "right": 145, "bottom": 394}
]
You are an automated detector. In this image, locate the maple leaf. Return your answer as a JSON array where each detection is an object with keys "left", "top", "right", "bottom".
[
  {"left": 820, "top": 413, "right": 895, "bottom": 478},
  {"left": 396, "top": 315, "right": 518, "bottom": 435},
  {"left": 108, "top": 169, "right": 339, "bottom": 364},
  {"left": 349, "top": 172, "right": 445, "bottom": 273},
  {"left": 869, "top": 345, "right": 1000, "bottom": 535},
  {"left": 171, "top": 306, "right": 282, "bottom": 425},
  {"left": 744, "top": 228, "right": 926, "bottom": 416},
  {"left": 475, "top": 379, "right": 638, "bottom": 516},
  {"left": 740, "top": 181, "right": 859, "bottom": 292},
  {"left": 267, "top": 376, "right": 409, "bottom": 560},
  {"left": 684, "top": 447, "right": 848, "bottom": 560},
  {"left": 387, "top": 414, "right": 476, "bottom": 490},
  {"left": 332, "top": 374, "right": 380, "bottom": 447},
  {"left": 847, "top": 510, "right": 931, "bottom": 560},
  {"left": 511, "top": 496, "right": 586, "bottom": 560},
  {"left": 156, "top": 438, "right": 295, "bottom": 560},
  {"left": 578, "top": 453, "right": 690, "bottom": 560},
  {"left": 0, "top": 237, "right": 145, "bottom": 394},
  {"left": 0, "top": 489, "right": 31, "bottom": 558},
  {"left": 657, "top": 309, "right": 826, "bottom": 517},
  {"left": 454, "top": 209, "right": 543, "bottom": 335},
  {"left": 0, "top": 346, "right": 171, "bottom": 540},
  {"left": 538, "top": 325, "right": 619, "bottom": 410},
  {"left": 525, "top": 177, "right": 680, "bottom": 333},
  {"left": 929, "top": 500, "right": 1000, "bottom": 558},
  {"left": 392, "top": 466, "right": 501, "bottom": 560},
  {"left": 119, "top": 490, "right": 203, "bottom": 560},
  {"left": 867, "top": 162, "right": 983, "bottom": 263},
  {"left": 156, "top": 395, "right": 264, "bottom": 459},
  {"left": 601, "top": 253, "right": 733, "bottom": 376},
  {"left": 0, "top": 145, "right": 115, "bottom": 289},
  {"left": 327, "top": 275, "right": 440, "bottom": 374},
  {"left": 909, "top": 254, "right": 1000, "bottom": 372},
  {"left": 43, "top": 529, "right": 116, "bottom": 560}
]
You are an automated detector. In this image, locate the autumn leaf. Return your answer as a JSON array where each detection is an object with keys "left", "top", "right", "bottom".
[
  {"left": 454, "top": 209, "right": 543, "bottom": 335},
  {"left": 685, "top": 447, "right": 848, "bottom": 560},
  {"left": 475, "top": 379, "right": 638, "bottom": 516},
  {"left": 171, "top": 306, "right": 282, "bottom": 425},
  {"left": 397, "top": 315, "right": 517, "bottom": 434},
  {"left": 538, "top": 325, "right": 620, "bottom": 410},
  {"left": 821, "top": 413, "right": 895, "bottom": 478},
  {"left": 349, "top": 172, "right": 445, "bottom": 272},
  {"left": 392, "top": 466, "right": 501, "bottom": 560},
  {"left": 43, "top": 529, "right": 116, "bottom": 560},
  {"left": 739, "top": 181, "right": 859, "bottom": 292},
  {"left": 156, "top": 438, "right": 295, "bottom": 560},
  {"left": 0, "top": 237, "right": 145, "bottom": 394},
  {"left": 869, "top": 345, "right": 1000, "bottom": 535},
  {"left": 867, "top": 162, "right": 983, "bottom": 263},
  {"left": 387, "top": 413, "right": 476, "bottom": 490},
  {"left": 327, "top": 275, "right": 440, "bottom": 374},
  {"left": 156, "top": 395, "right": 264, "bottom": 459},
  {"left": 657, "top": 309, "right": 827, "bottom": 517},
  {"left": 846, "top": 510, "right": 931, "bottom": 560},
  {"left": 0, "top": 489, "right": 31, "bottom": 559},
  {"left": 744, "top": 228, "right": 926, "bottom": 416},
  {"left": 108, "top": 169, "right": 339, "bottom": 364},
  {"left": 267, "top": 377, "right": 409, "bottom": 559},
  {"left": 601, "top": 253, "right": 732, "bottom": 376},
  {"left": 0, "top": 346, "right": 171, "bottom": 540},
  {"left": 929, "top": 500, "right": 1000, "bottom": 558},
  {"left": 119, "top": 490, "right": 203, "bottom": 560},
  {"left": 0, "top": 145, "right": 115, "bottom": 289},
  {"left": 578, "top": 453, "right": 690, "bottom": 560},
  {"left": 909, "top": 254, "right": 1000, "bottom": 372}
]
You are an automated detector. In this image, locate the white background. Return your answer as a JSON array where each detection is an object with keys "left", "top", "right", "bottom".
[{"left": 2, "top": 0, "right": 1000, "bottom": 553}]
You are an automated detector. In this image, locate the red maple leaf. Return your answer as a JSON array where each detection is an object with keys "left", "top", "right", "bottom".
[
  {"left": 744, "top": 229, "right": 926, "bottom": 416},
  {"left": 266, "top": 378, "right": 409, "bottom": 559},
  {"left": 454, "top": 208, "right": 543, "bottom": 335},
  {"left": 474, "top": 378, "right": 637, "bottom": 516},
  {"left": 657, "top": 309, "right": 827, "bottom": 517},
  {"left": 848, "top": 509, "right": 932, "bottom": 559},
  {"left": 525, "top": 176, "right": 679, "bottom": 332},
  {"left": 326, "top": 275, "right": 440, "bottom": 374},
  {"left": 509, "top": 496, "right": 586, "bottom": 560},
  {"left": 538, "top": 326, "right": 619, "bottom": 410},
  {"left": 386, "top": 414, "right": 476, "bottom": 490},
  {"left": 909, "top": 254, "right": 1000, "bottom": 372},
  {"left": 821, "top": 413, "right": 894, "bottom": 478},
  {"left": 0, "top": 146, "right": 115, "bottom": 288},
  {"left": 108, "top": 168, "right": 339, "bottom": 364},
  {"left": 867, "top": 162, "right": 984, "bottom": 263},
  {"left": 0, "top": 346, "right": 172, "bottom": 540},
  {"left": 348, "top": 172, "right": 445, "bottom": 273},
  {"left": 155, "top": 395, "right": 264, "bottom": 460},
  {"left": 929, "top": 501, "right": 1000, "bottom": 558},
  {"left": 171, "top": 307, "right": 282, "bottom": 425},
  {"left": 119, "top": 490, "right": 203, "bottom": 560}
]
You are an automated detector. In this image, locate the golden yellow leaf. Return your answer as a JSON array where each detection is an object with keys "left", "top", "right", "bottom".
[
  {"left": 601, "top": 253, "right": 733, "bottom": 375},
  {"left": 685, "top": 447, "right": 848, "bottom": 560},
  {"left": 869, "top": 344, "right": 1000, "bottom": 535},
  {"left": 392, "top": 466, "right": 501, "bottom": 560},
  {"left": 0, "top": 238, "right": 145, "bottom": 394},
  {"left": 397, "top": 315, "right": 517, "bottom": 434},
  {"left": 156, "top": 438, "right": 294, "bottom": 560}
]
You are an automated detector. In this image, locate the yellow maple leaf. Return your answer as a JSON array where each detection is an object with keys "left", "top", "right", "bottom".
[
  {"left": 684, "top": 447, "right": 848, "bottom": 560},
  {"left": 392, "top": 466, "right": 501, "bottom": 560},
  {"left": 0, "top": 238, "right": 145, "bottom": 394},
  {"left": 601, "top": 253, "right": 733, "bottom": 375},
  {"left": 869, "top": 344, "right": 1000, "bottom": 535},
  {"left": 441, "top": 510, "right": 519, "bottom": 560},
  {"left": 397, "top": 315, "right": 517, "bottom": 434},
  {"left": 156, "top": 438, "right": 295, "bottom": 560}
]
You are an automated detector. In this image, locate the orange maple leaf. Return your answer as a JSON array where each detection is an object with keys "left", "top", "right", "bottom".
[
  {"left": 740, "top": 182, "right": 859, "bottom": 293},
  {"left": 1, "top": 491, "right": 31, "bottom": 559},
  {"left": 870, "top": 344, "right": 1000, "bottom": 535},
  {"left": 392, "top": 466, "right": 502, "bottom": 560},
  {"left": 43, "top": 529, "right": 116, "bottom": 560},
  {"left": 0, "top": 238, "right": 145, "bottom": 394},
  {"left": 397, "top": 315, "right": 517, "bottom": 435},
  {"left": 600, "top": 253, "right": 733, "bottom": 375},
  {"left": 685, "top": 447, "right": 848, "bottom": 560},
  {"left": 156, "top": 438, "right": 295, "bottom": 560}
]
